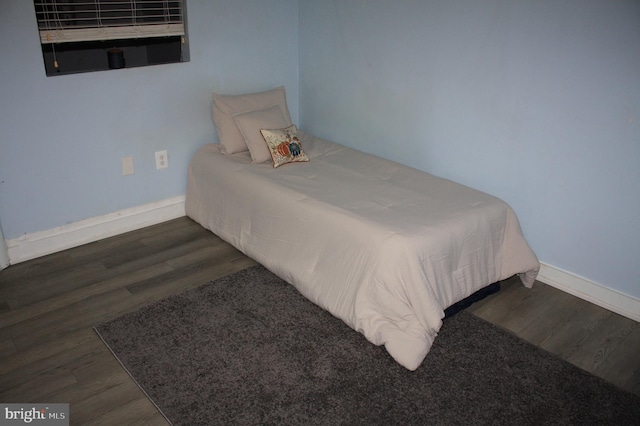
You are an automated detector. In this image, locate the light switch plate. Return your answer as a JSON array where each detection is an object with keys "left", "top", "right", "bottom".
[{"left": 122, "top": 156, "right": 134, "bottom": 176}]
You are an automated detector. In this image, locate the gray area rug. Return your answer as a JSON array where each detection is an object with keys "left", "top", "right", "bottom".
[{"left": 95, "top": 265, "right": 640, "bottom": 425}]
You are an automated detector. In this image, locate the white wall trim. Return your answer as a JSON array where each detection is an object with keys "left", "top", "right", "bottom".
[
  {"left": 537, "top": 262, "right": 640, "bottom": 323},
  {"left": 6, "top": 195, "right": 186, "bottom": 265}
]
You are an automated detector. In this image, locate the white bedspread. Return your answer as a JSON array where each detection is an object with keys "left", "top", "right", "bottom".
[{"left": 186, "top": 132, "right": 539, "bottom": 370}]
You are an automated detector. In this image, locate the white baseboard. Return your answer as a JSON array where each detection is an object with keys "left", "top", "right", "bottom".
[
  {"left": 6, "top": 195, "right": 186, "bottom": 265},
  {"left": 537, "top": 263, "right": 640, "bottom": 323}
]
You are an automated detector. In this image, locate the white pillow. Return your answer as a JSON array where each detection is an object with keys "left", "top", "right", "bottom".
[
  {"left": 212, "top": 86, "right": 292, "bottom": 154},
  {"left": 233, "top": 104, "right": 291, "bottom": 163}
]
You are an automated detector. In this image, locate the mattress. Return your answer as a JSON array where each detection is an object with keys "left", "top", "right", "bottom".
[{"left": 186, "top": 131, "right": 539, "bottom": 370}]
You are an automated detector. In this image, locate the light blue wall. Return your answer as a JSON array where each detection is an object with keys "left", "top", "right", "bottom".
[
  {"left": 0, "top": 0, "right": 298, "bottom": 238},
  {"left": 299, "top": 0, "right": 640, "bottom": 299}
]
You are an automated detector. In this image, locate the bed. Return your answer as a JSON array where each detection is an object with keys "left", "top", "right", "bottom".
[{"left": 186, "top": 87, "right": 540, "bottom": 370}]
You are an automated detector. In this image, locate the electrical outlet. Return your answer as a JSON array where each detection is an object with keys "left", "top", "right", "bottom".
[
  {"left": 155, "top": 150, "right": 168, "bottom": 170},
  {"left": 122, "top": 157, "right": 134, "bottom": 176}
]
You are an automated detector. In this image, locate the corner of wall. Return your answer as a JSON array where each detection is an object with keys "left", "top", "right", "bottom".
[{"left": 0, "top": 225, "right": 9, "bottom": 270}]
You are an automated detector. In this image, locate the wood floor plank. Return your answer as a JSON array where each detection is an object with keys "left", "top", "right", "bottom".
[
  {"left": 0, "top": 263, "right": 174, "bottom": 329},
  {"left": 0, "top": 364, "right": 78, "bottom": 403},
  {"left": 515, "top": 288, "right": 577, "bottom": 345},
  {"left": 565, "top": 312, "right": 638, "bottom": 374},
  {"left": 481, "top": 282, "right": 566, "bottom": 334},
  {"left": 0, "top": 216, "right": 637, "bottom": 426},
  {"left": 0, "top": 337, "right": 103, "bottom": 396},
  {"left": 69, "top": 345, "right": 125, "bottom": 385},
  {"left": 465, "top": 276, "right": 524, "bottom": 320},
  {"left": 0, "top": 301, "right": 10, "bottom": 315},
  {"left": 537, "top": 299, "right": 613, "bottom": 359},
  {"left": 66, "top": 218, "right": 196, "bottom": 265},
  {"left": 164, "top": 242, "right": 245, "bottom": 269},
  {"left": 68, "top": 380, "right": 152, "bottom": 425},
  {"left": 1, "top": 289, "right": 132, "bottom": 350},
  {"left": 0, "top": 329, "right": 101, "bottom": 378},
  {"left": 0, "top": 251, "right": 75, "bottom": 287},
  {"left": 125, "top": 251, "right": 255, "bottom": 295},
  {"left": 593, "top": 323, "right": 640, "bottom": 393},
  {"left": 0, "top": 339, "right": 16, "bottom": 358},
  {"left": 0, "top": 261, "right": 110, "bottom": 310},
  {"left": 103, "top": 237, "right": 216, "bottom": 274},
  {"left": 39, "top": 355, "right": 132, "bottom": 409}
]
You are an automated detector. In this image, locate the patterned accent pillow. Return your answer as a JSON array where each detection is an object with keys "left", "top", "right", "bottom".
[{"left": 260, "top": 125, "right": 310, "bottom": 168}]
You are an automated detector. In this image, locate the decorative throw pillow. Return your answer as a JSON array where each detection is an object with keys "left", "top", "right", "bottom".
[
  {"left": 260, "top": 125, "right": 310, "bottom": 168},
  {"left": 233, "top": 104, "right": 291, "bottom": 163},
  {"left": 212, "top": 86, "right": 292, "bottom": 154}
]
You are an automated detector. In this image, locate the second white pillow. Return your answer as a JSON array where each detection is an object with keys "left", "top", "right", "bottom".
[{"left": 233, "top": 104, "right": 292, "bottom": 163}]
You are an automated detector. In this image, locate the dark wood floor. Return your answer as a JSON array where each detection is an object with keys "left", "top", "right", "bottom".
[{"left": 1, "top": 217, "right": 638, "bottom": 424}]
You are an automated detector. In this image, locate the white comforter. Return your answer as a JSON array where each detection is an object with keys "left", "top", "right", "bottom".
[{"left": 186, "top": 132, "right": 539, "bottom": 370}]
